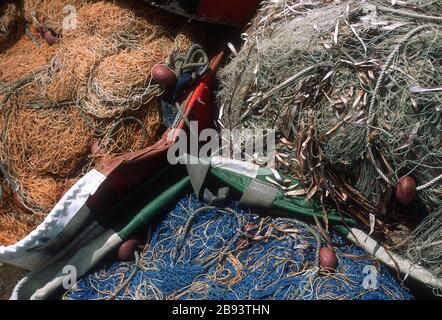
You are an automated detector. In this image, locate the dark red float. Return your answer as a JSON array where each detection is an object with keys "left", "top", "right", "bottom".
[
  {"left": 117, "top": 238, "right": 142, "bottom": 262},
  {"left": 319, "top": 246, "right": 338, "bottom": 271},
  {"left": 395, "top": 176, "right": 417, "bottom": 205},
  {"left": 41, "top": 29, "right": 58, "bottom": 45},
  {"left": 151, "top": 64, "right": 177, "bottom": 88}
]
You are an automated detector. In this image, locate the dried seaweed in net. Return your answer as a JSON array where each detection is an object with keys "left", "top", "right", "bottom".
[
  {"left": 216, "top": 0, "right": 442, "bottom": 237},
  {"left": 309, "top": 24, "right": 442, "bottom": 218},
  {"left": 216, "top": 2, "right": 442, "bottom": 295}
]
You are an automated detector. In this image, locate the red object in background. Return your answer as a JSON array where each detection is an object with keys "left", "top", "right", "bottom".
[
  {"left": 180, "top": 65, "right": 215, "bottom": 132},
  {"left": 197, "top": 0, "right": 259, "bottom": 26}
]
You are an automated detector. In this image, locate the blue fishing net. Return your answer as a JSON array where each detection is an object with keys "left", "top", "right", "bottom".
[{"left": 64, "top": 194, "right": 412, "bottom": 300}]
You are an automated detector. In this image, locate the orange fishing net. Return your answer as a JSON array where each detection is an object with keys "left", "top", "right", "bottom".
[
  {"left": 92, "top": 104, "right": 161, "bottom": 162},
  {"left": 0, "top": 36, "right": 56, "bottom": 84},
  {"left": 1, "top": 104, "right": 93, "bottom": 178},
  {"left": 23, "top": 0, "right": 91, "bottom": 34},
  {"left": 0, "top": 0, "right": 196, "bottom": 245}
]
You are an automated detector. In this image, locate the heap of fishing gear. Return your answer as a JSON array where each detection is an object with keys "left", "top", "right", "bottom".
[
  {"left": 0, "top": 0, "right": 201, "bottom": 245},
  {"left": 216, "top": 0, "right": 442, "bottom": 291}
]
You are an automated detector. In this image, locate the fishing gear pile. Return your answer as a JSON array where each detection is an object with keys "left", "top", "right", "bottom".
[
  {"left": 0, "top": 0, "right": 200, "bottom": 245},
  {"left": 216, "top": 0, "right": 442, "bottom": 291},
  {"left": 64, "top": 194, "right": 412, "bottom": 300}
]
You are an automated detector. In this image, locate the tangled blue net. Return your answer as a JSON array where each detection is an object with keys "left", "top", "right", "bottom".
[{"left": 64, "top": 194, "right": 412, "bottom": 300}]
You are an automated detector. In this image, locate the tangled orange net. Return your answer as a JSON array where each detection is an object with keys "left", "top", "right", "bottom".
[
  {"left": 23, "top": 0, "right": 91, "bottom": 35},
  {"left": 1, "top": 104, "right": 93, "bottom": 178},
  {"left": 0, "top": 180, "right": 44, "bottom": 246},
  {"left": 0, "top": 0, "right": 196, "bottom": 245}
]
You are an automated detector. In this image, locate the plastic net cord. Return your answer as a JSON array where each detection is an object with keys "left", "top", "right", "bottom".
[
  {"left": 172, "top": 206, "right": 322, "bottom": 299},
  {"left": 109, "top": 250, "right": 141, "bottom": 300},
  {"left": 0, "top": 1, "right": 199, "bottom": 244},
  {"left": 75, "top": 206, "right": 320, "bottom": 299},
  {"left": 175, "top": 205, "right": 321, "bottom": 267}
]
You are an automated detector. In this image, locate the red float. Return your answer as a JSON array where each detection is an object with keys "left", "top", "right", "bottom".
[
  {"left": 151, "top": 64, "right": 177, "bottom": 88},
  {"left": 117, "top": 238, "right": 142, "bottom": 262},
  {"left": 395, "top": 176, "right": 417, "bottom": 205},
  {"left": 319, "top": 247, "right": 338, "bottom": 271}
]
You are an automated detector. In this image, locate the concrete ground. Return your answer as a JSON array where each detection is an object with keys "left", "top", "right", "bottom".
[{"left": 0, "top": 262, "right": 26, "bottom": 300}]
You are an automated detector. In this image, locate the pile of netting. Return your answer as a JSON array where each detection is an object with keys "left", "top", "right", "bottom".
[
  {"left": 0, "top": 0, "right": 200, "bottom": 245},
  {"left": 216, "top": 0, "right": 442, "bottom": 290},
  {"left": 63, "top": 194, "right": 412, "bottom": 300}
]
